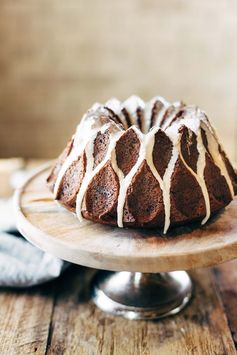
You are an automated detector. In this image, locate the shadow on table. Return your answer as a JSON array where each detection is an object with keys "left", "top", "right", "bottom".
[{"left": 0, "top": 265, "right": 97, "bottom": 304}]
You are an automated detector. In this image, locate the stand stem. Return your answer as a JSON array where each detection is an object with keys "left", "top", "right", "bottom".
[{"left": 92, "top": 271, "right": 192, "bottom": 320}]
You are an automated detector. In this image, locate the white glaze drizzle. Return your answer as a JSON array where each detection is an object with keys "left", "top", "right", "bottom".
[
  {"left": 179, "top": 129, "right": 211, "bottom": 225},
  {"left": 154, "top": 100, "right": 170, "bottom": 128},
  {"left": 162, "top": 145, "right": 179, "bottom": 233},
  {"left": 199, "top": 114, "right": 234, "bottom": 198},
  {"left": 76, "top": 129, "right": 124, "bottom": 221},
  {"left": 105, "top": 98, "right": 121, "bottom": 116},
  {"left": 53, "top": 96, "right": 235, "bottom": 233},
  {"left": 196, "top": 129, "right": 211, "bottom": 224},
  {"left": 54, "top": 107, "right": 121, "bottom": 198},
  {"left": 144, "top": 96, "right": 169, "bottom": 133},
  {"left": 122, "top": 95, "right": 145, "bottom": 129},
  {"left": 115, "top": 126, "right": 164, "bottom": 228},
  {"left": 203, "top": 123, "right": 234, "bottom": 198},
  {"left": 161, "top": 102, "right": 183, "bottom": 130},
  {"left": 166, "top": 108, "right": 212, "bottom": 225},
  {"left": 105, "top": 98, "right": 128, "bottom": 129}
]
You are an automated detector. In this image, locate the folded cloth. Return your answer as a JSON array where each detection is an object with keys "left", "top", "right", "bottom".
[
  {"left": 0, "top": 231, "right": 66, "bottom": 287},
  {"left": 0, "top": 168, "right": 68, "bottom": 288}
]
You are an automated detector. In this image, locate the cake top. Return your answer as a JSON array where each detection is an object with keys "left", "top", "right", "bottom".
[{"left": 75, "top": 95, "right": 215, "bottom": 145}]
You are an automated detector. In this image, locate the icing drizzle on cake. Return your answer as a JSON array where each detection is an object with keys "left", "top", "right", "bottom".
[{"left": 53, "top": 95, "right": 235, "bottom": 233}]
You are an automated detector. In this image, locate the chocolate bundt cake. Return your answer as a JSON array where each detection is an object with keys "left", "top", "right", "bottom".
[{"left": 47, "top": 95, "right": 237, "bottom": 233}]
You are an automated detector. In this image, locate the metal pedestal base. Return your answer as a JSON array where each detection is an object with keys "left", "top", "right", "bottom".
[{"left": 92, "top": 271, "right": 192, "bottom": 320}]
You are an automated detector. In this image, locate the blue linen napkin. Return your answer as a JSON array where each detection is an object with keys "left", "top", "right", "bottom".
[{"left": 0, "top": 170, "right": 67, "bottom": 287}]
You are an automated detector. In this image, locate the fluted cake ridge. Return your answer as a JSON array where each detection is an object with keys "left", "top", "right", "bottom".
[{"left": 47, "top": 95, "right": 237, "bottom": 233}]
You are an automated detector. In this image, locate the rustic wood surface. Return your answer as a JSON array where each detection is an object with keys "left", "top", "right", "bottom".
[
  {"left": 1, "top": 160, "right": 237, "bottom": 354},
  {"left": 0, "top": 0, "right": 237, "bottom": 161},
  {"left": 1, "top": 266, "right": 237, "bottom": 354},
  {"left": 16, "top": 165, "right": 237, "bottom": 273}
]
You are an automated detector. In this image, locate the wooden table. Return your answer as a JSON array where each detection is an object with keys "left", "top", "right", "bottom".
[{"left": 0, "top": 160, "right": 237, "bottom": 354}]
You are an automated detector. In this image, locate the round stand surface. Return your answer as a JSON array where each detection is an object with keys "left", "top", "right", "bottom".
[
  {"left": 15, "top": 165, "right": 237, "bottom": 319},
  {"left": 15, "top": 165, "right": 237, "bottom": 273}
]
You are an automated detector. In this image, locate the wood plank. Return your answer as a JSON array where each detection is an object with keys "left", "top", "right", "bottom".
[
  {"left": 46, "top": 267, "right": 236, "bottom": 355},
  {"left": 0, "top": 283, "right": 56, "bottom": 355},
  {"left": 212, "top": 259, "right": 237, "bottom": 349}
]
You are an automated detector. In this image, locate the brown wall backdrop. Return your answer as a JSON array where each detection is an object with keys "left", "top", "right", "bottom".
[{"left": 0, "top": 0, "right": 237, "bottom": 161}]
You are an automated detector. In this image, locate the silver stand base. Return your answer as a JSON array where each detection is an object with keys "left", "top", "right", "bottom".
[{"left": 92, "top": 271, "right": 192, "bottom": 320}]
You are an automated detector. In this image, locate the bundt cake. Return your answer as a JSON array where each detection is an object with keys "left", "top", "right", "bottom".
[{"left": 47, "top": 95, "right": 237, "bottom": 233}]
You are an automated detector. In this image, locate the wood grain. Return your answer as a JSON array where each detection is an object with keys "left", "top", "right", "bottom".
[
  {"left": 0, "top": 284, "right": 55, "bottom": 355},
  {"left": 0, "top": 1, "right": 236, "bottom": 160},
  {"left": 16, "top": 165, "right": 237, "bottom": 272},
  {"left": 213, "top": 259, "right": 237, "bottom": 348},
  {"left": 46, "top": 267, "right": 236, "bottom": 355},
  {"left": 0, "top": 268, "right": 236, "bottom": 355}
]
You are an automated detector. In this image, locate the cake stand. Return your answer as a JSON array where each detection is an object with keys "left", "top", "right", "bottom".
[{"left": 15, "top": 164, "right": 237, "bottom": 320}]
